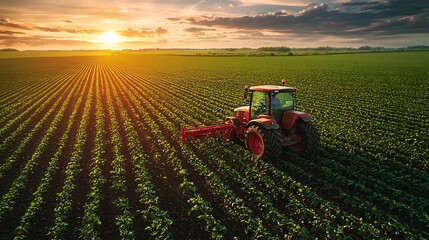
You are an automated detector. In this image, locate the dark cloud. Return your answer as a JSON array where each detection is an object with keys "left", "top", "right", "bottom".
[
  {"left": 184, "top": 27, "right": 216, "bottom": 35},
  {"left": 348, "top": 13, "right": 429, "bottom": 35},
  {"left": 231, "top": 30, "right": 267, "bottom": 41},
  {"left": 155, "top": 27, "right": 168, "bottom": 35},
  {"left": 342, "top": 0, "right": 429, "bottom": 17},
  {"left": 2, "top": 17, "right": 168, "bottom": 43},
  {"left": 64, "top": 28, "right": 101, "bottom": 34},
  {"left": 0, "top": 18, "right": 32, "bottom": 30},
  {"left": 234, "top": 30, "right": 265, "bottom": 37},
  {"left": 227, "top": 3, "right": 304, "bottom": 15},
  {"left": 0, "top": 18, "right": 101, "bottom": 34},
  {"left": 0, "top": 30, "right": 24, "bottom": 35},
  {"left": 0, "top": 34, "right": 91, "bottom": 47},
  {"left": 174, "top": 0, "right": 429, "bottom": 38},
  {"left": 118, "top": 27, "right": 168, "bottom": 37},
  {"left": 34, "top": 26, "right": 100, "bottom": 34},
  {"left": 118, "top": 28, "right": 143, "bottom": 37}
]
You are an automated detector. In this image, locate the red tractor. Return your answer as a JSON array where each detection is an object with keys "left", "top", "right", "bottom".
[{"left": 180, "top": 80, "right": 320, "bottom": 160}]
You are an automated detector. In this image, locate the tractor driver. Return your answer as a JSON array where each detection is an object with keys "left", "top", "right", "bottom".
[
  {"left": 271, "top": 93, "right": 281, "bottom": 108},
  {"left": 265, "top": 93, "right": 281, "bottom": 111}
]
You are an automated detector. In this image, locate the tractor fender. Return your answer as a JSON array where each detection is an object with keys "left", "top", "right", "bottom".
[
  {"left": 282, "top": 111, "right": 312, "bottom": 130},
  {"left": 247, "top": 115, "right": 279, "bottom": 130}
]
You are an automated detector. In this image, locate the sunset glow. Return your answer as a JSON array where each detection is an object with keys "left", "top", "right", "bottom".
[
  {"left": 99, "top": 32, "right": 121, "bottom": 44},
  {"left": 0, "top": 1, "right": 428, "bottom": 50}
]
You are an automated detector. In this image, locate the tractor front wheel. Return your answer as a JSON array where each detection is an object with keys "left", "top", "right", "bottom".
[
  {"left": 288, "top": 121, "right": 320, "bottom": 156},
  {"left": 245, "top": 125, "right": 282, "bottom": 160}
]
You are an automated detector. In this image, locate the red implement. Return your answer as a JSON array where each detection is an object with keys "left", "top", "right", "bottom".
[{"left": 180, "top": 120, "right": 235, "bottom": 143}]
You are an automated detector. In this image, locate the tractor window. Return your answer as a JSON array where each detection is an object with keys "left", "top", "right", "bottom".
[
  {"left": 272, "top": 92, "right": 294, "bottom": 123},
  {"left": 250, "top": 91, "right": 266, "bottom": 119},
  {"left": 275, "top": 92, "right": 294, "bottom": 110}
]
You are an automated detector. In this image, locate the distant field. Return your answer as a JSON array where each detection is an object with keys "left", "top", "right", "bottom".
[
  {"left": 0, "top": 51, "right": 112, "bottom": 59},
  {"left": 0, "top": 52, "right": 428, "bottom": 239},
  {"left": 2, "top": 48, "right": 427, "bottom": 58}
]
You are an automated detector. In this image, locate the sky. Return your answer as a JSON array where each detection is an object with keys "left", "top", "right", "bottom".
[{"left": 0, "top": 0, "right": 428, "bottom": 50}]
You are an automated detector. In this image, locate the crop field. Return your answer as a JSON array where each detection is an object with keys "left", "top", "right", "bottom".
[{"left": 0, "top": 52, "right": 428, "bottom": 239}]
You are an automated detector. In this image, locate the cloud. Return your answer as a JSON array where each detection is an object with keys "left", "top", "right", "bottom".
[
  {"left": 0, "top": 34, "right": 92, "bottom": 47},
  {"left": 172, "top": 0, "right": 429, "bottom": 38},
  {"left": 347, "top": 13, "right": 429, "bottom": 35},
  {"left": 0, "top": 18, "right": 32, "bottom": 30},
  {"left": 184, "top": 27, "right": 216, "bottom": 35},
  {"left": 234, "top": 30, "right": 265, "bottom": 37},
  {"left": 155, "top": 27, "right": 168, "bottom": 35},
  {"left": 0, "top": 18, "right": 101, "bottom": 34},
  {"left": 1, "top": 0, "right": 428, "bottom": 49},
  {"left": 104, "top": 19, "right": 121, "bottom": 24},
  {"left": 118, "top": 27, "right": 168, "bottom": 37},
  {"left": 0, "top": 30, "right": 24, "bottom": 35},
  {"left": 341, "top": 0, "right": 428, "bottom": 17}
]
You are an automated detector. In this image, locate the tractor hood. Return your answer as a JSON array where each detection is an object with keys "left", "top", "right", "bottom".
[{"left": 234, "top": 106, "right": 249, "bottom": 112}]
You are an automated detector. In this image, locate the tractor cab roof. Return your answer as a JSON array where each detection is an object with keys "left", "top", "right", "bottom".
[{"left": 249, "top": 85, "right": 296, "bottom": 93}]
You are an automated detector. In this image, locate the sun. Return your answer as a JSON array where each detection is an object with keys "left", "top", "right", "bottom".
[{"left": 100, "top": 32, "right": 121, "bottom": 43}]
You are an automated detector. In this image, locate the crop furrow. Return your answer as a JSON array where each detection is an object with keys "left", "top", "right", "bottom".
[
  {"left": 102, "top": 64, "right": 136, "bottom": 239},
  {"left": 47, "top": 62, "right": 95, "bottom": 239},
  {"left": 0, "top": 65, "right": 91, "bottom": 183},
  {"left": 0, "top": 65, "right": 82, "bottom": 140},
  {"left": 76, "top": 63, "right": 107, "bottom": 239},
  {"left": 0, "top": 61, "right": 87, "bottom": 226},
  {"left": 13, "top": 64, "right": 89, "bottom": 240},
  {"left": 278, "top": 151, "right": 426, "bottom": 238},
  {"left": 107, "top": 67, "right": 174, "bottom": 239},
  {"left": 0, "top": 66, "right": 80, "bottom": 122},
  {"left": 106, "top": 64, "right": 228, "bottom": 239}
]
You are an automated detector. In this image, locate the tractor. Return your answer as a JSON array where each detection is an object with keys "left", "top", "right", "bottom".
[{"left": 180, "top": 80, "right": 320, "bottom": 160}]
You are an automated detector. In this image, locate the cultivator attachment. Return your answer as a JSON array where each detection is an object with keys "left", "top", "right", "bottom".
[{"left": 180, "top": 120, "right": 235, "bottom": 143}]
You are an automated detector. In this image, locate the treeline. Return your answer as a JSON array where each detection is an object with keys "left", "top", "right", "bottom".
[
  {"left": 255, "top": 45, "right": 429, "bottom": 52},
  {"left": 0, "top": 48, "right": 19, "bottom": 52},
  {"left": 257, "top": 47, "right": 291, "bottom": 52},
  {"left": 405, "top": 45, "right": 429, "bottom": 49}
]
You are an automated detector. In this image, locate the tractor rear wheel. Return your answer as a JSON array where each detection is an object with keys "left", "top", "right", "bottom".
[
  {"left": 288, "top": 121, "right": 320, "bottom": 156},
  {"left": 245, "top": 125, "right": 282, "bottom": 160}
]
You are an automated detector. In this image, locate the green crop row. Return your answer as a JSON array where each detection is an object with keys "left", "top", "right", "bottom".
[
  {"left": 0, "top": 53, "right": 427, "bottom": 238},
  {"left": 0, "top": 66, "right": 86, "bottom": 223},
  {"left": 80, "top": 63, "right": 107, "bottom": 239},
  {"left": 110, "top": 69, "right": 174, "bottom": 239},
  {"left": 14, "top": 63, "right": 89, "bottom": 240},
  {"left": 110, "top": 66, "right": 228, "bottom": 239},
  {"left": 48, "top": 64, "right": 94, "bottom": 239},
  {"left": 104, "top": 64, "right": 136, "bottom": 239}
]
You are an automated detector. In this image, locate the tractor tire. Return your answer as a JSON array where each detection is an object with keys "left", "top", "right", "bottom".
[
  {"left": 288, "top": 121, "right": 320, "bottom": 156},
  {"left": 245, "top": 124, "right": 282, "bottom": 160}
]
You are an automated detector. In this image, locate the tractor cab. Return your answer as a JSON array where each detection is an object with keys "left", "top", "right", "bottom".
[
  {"left": 180, "top": 80, "right": 320, "bottom": 160},
  {"left": 247, "top": 85, "right": 296, "bottom": 123}
]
